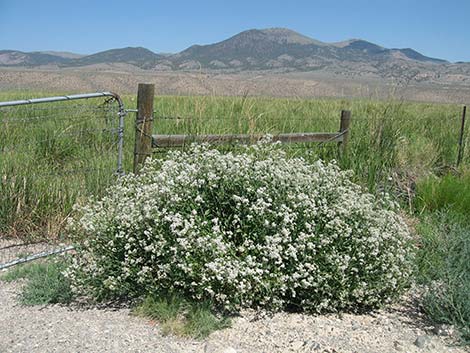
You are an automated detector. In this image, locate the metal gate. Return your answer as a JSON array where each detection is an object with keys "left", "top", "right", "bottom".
[{"left": 0, "top": 92, "right": 126, "bottom": 269}]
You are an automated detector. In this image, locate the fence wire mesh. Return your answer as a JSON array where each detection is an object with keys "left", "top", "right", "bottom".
[
  {"left": 148, "top": 111, "right": 349, "bottom": 157},
  {"left": 0, "top": 93, "right": 124, "bottom": 268},
  {"left": 148, "top": 99, "right": 469, "bottom": 165}
]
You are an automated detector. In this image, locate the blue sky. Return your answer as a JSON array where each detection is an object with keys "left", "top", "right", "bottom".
[{"left": 1, "top": 0, "right": 469, "bottom": 62}]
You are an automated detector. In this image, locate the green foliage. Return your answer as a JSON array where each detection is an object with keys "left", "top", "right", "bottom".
[
  {"left": 134, "top": 293, "right": 185, "bottom": 323},
  {"left": 133, "top": 293, "right": 230, "bottom": 338},
  {"left": 414, "top": 171, "right": 470, "bottom": 215},
  {"left": 1, "top": 259, "right": 73, "bottom": 305},
  {"left": 184, "top": 301, "right": 231, "bottom": 339},
  {"left": 2, "top": 260, "right": 47, "bottom": 282},
  {"left": 415, "top": 211, "right": 470, "bottom": 343}
]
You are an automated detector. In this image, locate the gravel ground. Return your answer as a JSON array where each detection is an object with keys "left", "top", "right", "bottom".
[{"left": 0, "top": 278, "right": 467, "bottom": 353}]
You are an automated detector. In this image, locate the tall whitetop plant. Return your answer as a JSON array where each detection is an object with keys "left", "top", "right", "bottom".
[{"left": 66, "top": 141, "right": 414, "bottom": 312}]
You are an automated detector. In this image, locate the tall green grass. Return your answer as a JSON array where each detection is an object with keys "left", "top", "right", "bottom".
[
  {"left": 0, "top": 91, "right": 468, "bottom": 238},
  {"left": 414, "top": 170, "right": 470, "bottom": 215},
  {"left": 414, "top": 171, "right": 470, "bottom": 343},
  {"left": 0, "top": 93, "right": 122, "bottom": 238},
  {"left": 149, "top": 95, "right": 467, "bottom": 194}
]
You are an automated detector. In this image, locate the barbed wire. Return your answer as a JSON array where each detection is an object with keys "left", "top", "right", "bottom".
[
  {"left": 0, "top": 132, "right": 120, "bottom": 156},
  {"left": 1, "top": 165, "right": 118, "bottom": 178},
  {"left": 0, "top": 109, "right": 119, "bottom": 123},
  {"left": 0, "top": 98, "right": 122, "bottom": 177}
]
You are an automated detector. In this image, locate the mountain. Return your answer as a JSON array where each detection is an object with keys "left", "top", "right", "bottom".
[
  {"left": 168, "top": 28, "right": 447, "bottom": 71},
  {"left": 69, "top": 47, "right": 162, "bottom": 69},
  {"left": 0, "top": 47, "right": 161, "bottom": 69},
  {"left": 0, "top": 50, "right": 71, "bottom": 66},
  {"left": 172, "top": 28, "right": 330, "bottom": 69},
  {"left": 1, "top": 28, "right": 467, "bottom": 82},
  {"left": 34, "top": 51, "right": 85, "bottom": 59}
]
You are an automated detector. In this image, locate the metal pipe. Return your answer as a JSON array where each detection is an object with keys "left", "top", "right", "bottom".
[
  {"left": 457, "top": 105, "right": 467, "bottom": 167},
  {"left": 114, "top": 92, "right": 126, "bottom": 175},
  {"left": 0, "top": 245, "right": 75, "bottom": 270},
  {"left": 0, "top": 92, "right": 119, "bottom": 108}
]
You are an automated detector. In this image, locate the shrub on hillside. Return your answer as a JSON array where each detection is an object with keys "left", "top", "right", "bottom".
[{"left": 65, "top": 141, "right": 414, "bottom": 312}]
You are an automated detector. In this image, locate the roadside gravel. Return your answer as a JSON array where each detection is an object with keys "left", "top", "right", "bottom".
[{"left": 0, "top": 278, "right": 466, "bottom": 353}]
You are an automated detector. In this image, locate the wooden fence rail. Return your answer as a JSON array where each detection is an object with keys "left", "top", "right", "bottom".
[
  {"left": 133, "top": 83, "right": 352, "bottom": 173},
  {"left": 152, "top": 132, "right": 346, "bottom": 148}
]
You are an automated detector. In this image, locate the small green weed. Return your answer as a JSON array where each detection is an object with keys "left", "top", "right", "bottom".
[
  {"left": 1, "top": 259, "right": 73, "bottom": 305},
  {"left": 2, "top": 260, "right": 45, "bottom": 282},
  {"left": 133, "top": 293, "right": 230, "bottom": 339},
  {"left": 183, "top": 301, "right": 231, "bottom": 339}
]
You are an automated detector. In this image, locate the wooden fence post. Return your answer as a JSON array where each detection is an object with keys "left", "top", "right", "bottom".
[
  {"left": 339, "top": 110, "right": 351, "bottom": 153},
  {"left": 457, "top": 105, "right": 467, "bottom": 168},
  {"left": 133, "top": 83, "right": 155, "bottom": 174}
]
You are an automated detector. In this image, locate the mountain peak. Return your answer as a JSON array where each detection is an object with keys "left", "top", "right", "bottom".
[
  {"left": 259, "top": 28, "right": 326, "bottom": 46},
  {"left": 332, "top": 39, "right": 364, "bottom": 47},
  {"left": 67, "top": 47, "right": 162, "bottom": 69},
  {"left": 333, "top": 39, "right": 385, "bottom": 54}
]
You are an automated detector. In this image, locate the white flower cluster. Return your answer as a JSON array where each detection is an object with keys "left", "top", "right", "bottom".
[{"left": 65, "top": 142, "right": 414, "bottom": 312}]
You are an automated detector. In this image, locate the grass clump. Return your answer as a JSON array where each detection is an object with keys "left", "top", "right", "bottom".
[
  {"left": 133, "top": 293, "right": 230, "bottom": 338},
  {"left": 414, "top": 171, "right": 470, "bottom": 215},
  {"left": 1, "top": 259, "right": 73, "bottom": 305},
  {"left": 415, "top": 211, "right": 470, "bottom": 343}
]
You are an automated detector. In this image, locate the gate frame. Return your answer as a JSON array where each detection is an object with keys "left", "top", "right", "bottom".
[{"left": 0, "top": 91, "right": 126, "bottom": 174}]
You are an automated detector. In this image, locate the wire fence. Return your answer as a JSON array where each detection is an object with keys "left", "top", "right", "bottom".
[
  {"left": 146, "top": 102, "right": 469, "bottom": 166},
  {"left": 145, "top": 113, "right": 351, "bottom": 159},
  {"left": 0, "top": 92, "right": 125, "bottom": 268},
  {"left": 0, "top": 91, "right": 468, "bottom": 269}
]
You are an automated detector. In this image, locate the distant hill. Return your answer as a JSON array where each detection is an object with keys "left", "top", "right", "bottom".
[
  {"left": 1, "top": 28, "right": 468, "bottom": 82},
  {"left": 69, "top": 47, "right": 162, "bottom": 69},
  {"left": 34, "top": 51, "right": 85, "bottom": 59},
  {"left": 0, "top": 50, "right": 70, "bottom": 66},
  {"left": 0, "top": 47, "right": 161, "bottom": 69}
]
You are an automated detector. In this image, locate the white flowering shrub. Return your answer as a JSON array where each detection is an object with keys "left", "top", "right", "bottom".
[{"left": 66, "top": 142, "right": 414, "bottom": 312}]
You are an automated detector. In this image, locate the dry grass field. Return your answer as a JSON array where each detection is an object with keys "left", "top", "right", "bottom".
[{"left": 1, "top": 67, "right": 470, "bottom": 104}]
